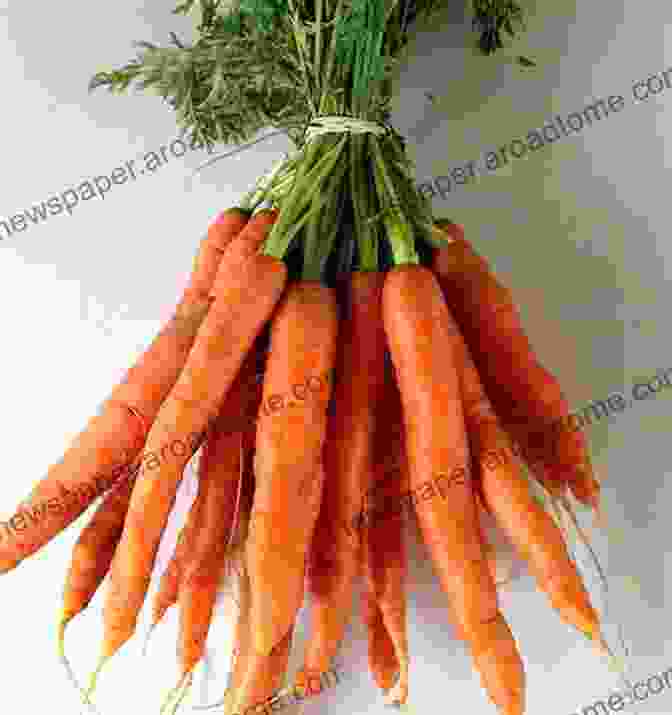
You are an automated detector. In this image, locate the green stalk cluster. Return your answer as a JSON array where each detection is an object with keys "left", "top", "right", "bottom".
[{"left": 89, "top": 0, "right": 528, "bottom": 281}]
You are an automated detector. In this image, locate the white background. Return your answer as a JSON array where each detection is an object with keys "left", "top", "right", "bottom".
[{"left": 0, "top": 1, "right": 670, "bottom": 714}]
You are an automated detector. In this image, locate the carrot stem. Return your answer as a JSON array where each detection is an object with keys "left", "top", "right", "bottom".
[
  {"left": 351, "top": 134, "right": 378, "bottom": 272},
  {"left": 262, "top": 136, "right": 347, "bottom": 259},
  {"left": 368, "top": 137, "right": 418, "bottom": 265},
  {"left": 301, "top": 194, "right": 322, "bottom": 281}
]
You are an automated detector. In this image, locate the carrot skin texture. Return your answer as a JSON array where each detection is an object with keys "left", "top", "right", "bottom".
[
  {"left": 431, "top": 226, "right": 598, "bottom": 508},
  {"left": 300, "top": 271, "right": 388, "bottom": 679},
  {"left": 448, "top": 309, "right": 601, "bottom": 639},
  {"left": 479, "top": 423, "right": 600, "bottom": 637},
  {"left": 233, "top": 628, "right": 294, "bottom": 714},
  {"left": 248, "top": 281, "right": 339, "bottom": 656},
  {"left": 361, "top": 589, "right": 400, "bottom": 692},
  {"left": 153, "top": 343, "right": 260, "bottom": 630},
  {"left": 100, "top": 211, "right": 287, "bottom": 660},
  {"left": 225, "top": 563, "right": 252, "bottom": 715},
  {"left": 229, "top": 469, "right": 294, "bottom": 715},
  {"left": 177, "top": 350, "right": 257, "bottom": 676},
  {"left": 0, "top": 210, "right": 251, "bottom": 574},
  {"left": 61, "top": 474, "right": 137, "bottom": 624},
  {"left": 383, "top": 265, "right": 525, "bottom": 715},
  {"left": 151, "top": 510, "right": 200, "bottom": 629},
  {"left": 360, "top": 375, "right": 409, "bottom": 701}
]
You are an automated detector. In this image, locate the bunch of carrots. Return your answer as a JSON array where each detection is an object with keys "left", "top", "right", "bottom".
[
  {"left": 0, "top": 205, "right": 607, "bottom": 715},
  {"left": 1, "top": 2, "right": 614, "bottom": 713}
]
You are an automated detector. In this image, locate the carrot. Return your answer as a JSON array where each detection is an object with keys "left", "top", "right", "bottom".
[
  {"left": 298, "top": 271, "right": 387, "bottom": 685},
  {"left": 360, "top": 374, "right": 410, "bottom": 704},
  {"left": 480, "top": 505, "right": 517, "bottom": 589},
  {"left": 230, "top": 628, "right": 294, "bottom": 715},
  {"left": 247, "top": 280, "right": 339, "bottom": 657},
  {"left": 223, "top": 555, "right": 252, "bottom": 715},
  {"left": 0, "top": 208, "right": 251, "bottom": 574},
  {"left": 216, "top": 462, "right": 256, "bottom": 715},
  {"left": 89, "top": 210, "right": 287, "bottom": 691},
  {"left": 155, "top": 329, "right": 261, "bottom": 656},
  {"left": 449, "top": 317, "right": 603, "bottom": 643},
  {"left": 149, "top": 508, "right": 201, "bottom": 638},
  {"left": 174, "top": 350, "right": 257, "bottom": 688},
  {"left": 225, "top": 468, "right": 296, "bottom": 715},
  {"left": 53, "top": 473, "right": 138, "bottom": 704},
  {"left": 58, "top": 474, "right": 136, "bottom": 639},
  {"left": 383, "top": 264, "right": 525, "bottom": 715},
  {"left": 361, "top": 590, "right": 400, "bottom": 694},
  {"left": 162, "top": 435, "right": 253, "bottom": 714},
  {"left": 222, "top": 552, "right": 295, "bottom": 715},
  {"left": 431, "top": 221, "right": 600, "bottom": 511},
  {"left": 56, "top": 469, "right": 139, "bottom": 706}
]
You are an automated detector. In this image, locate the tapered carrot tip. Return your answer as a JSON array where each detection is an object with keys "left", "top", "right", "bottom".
[
  {"left": 294, "top": 668, "right": 327, "bottom": 698},
  {"left": 385, "top": 662, "right": 409, "bottom": 705},
  {"left": 579, "top": 488, "right": 601, "bottom": 515},
  {"left": 0, "top": 557, "right": 19, "bottom": 574},
  {"left": 485, "top": 545, "right": 515, "bottom": 588},
  {"left": 159, "top": 671, "right": 193, "bottom": 715},
  {"left": 584, "top": 484, "right": 606, "bottom": 530},
  {"left": 86, "top": 655, "right": 110, "bottom": 699},
  {"left": 498, "top": 696, "right": 525, "bottom": 715},
  {"left": 373, "top": 663, "right": 399, "bottom": 693},
  {"left": 588, "top": 627, "right": 610, "bottom": 657},
  {"left": 553, "top": 591, "right": 601, "bottom": 641},
  {"left": 58, "top": 609, "right": 100, "bottom": 709},
  {"left": 593, "top": 501, "right": 607, "bottom": 531},
  {"left": 57, "top": 610, "right": 76, "bottom": 658}
]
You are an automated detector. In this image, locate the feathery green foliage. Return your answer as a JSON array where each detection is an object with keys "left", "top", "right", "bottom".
[
  {"left": 89, "top": 1, "right": 530, "bottom": 152},
  {"left": 88, "top": 1, "right": 532, "bottom": 283}
]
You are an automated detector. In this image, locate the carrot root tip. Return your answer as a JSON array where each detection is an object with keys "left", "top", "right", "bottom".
[
  {"left": 0, "top": 557, "right": 20, "bottom": 575},
  {"left": 58, "top": 617, "right": 102, "bottom": 713},
  {"left": 160, "top": 670, "right": 194, "bottom": 715},
  {"left": 57, "top": 612, "right": 75, "bottom": 659},
  {"left": 86, "top": 655, "right": 110, "bottom": 700},
  {"left": 384, "top": 674, "right": 409, "bottom": 706}
]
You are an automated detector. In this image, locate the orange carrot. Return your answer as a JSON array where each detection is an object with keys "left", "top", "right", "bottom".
[
  {"left": 230, "top": 628, "right": 294, "bottom": 715},
  {"left": 150, "top": 508, "right": 201, "bottom": 635},
  {"left": 58, "top": 470, "right": 138, "bottom": 663},
  {"left": 55, "top": 472, "right": 140, "bottom": 705},
  {"left": 90, "top": 210, "right": 287, "bottom": 688},
  {"left": 432, "top": 221, "right": 599, "bottom": 510},
  {"left": 226, "top": 468, "right": 295, "bottom": 715},
  {"left": 150, "top": 343, "right": 260, "bottom": 639},
  {"left": 176, "top": 350, "right": 257, "bottom": 681},
  {"left": 160, "top": 355, "right": 256, "bottom": 714},
  {"left": 223, "top": 553, "right": 252, "bottom": 715},
  {"left": 449, "top": 315, "right": 602, "bottom": 642},
  {"left": 152, "top": 338, "right": 261, "bottom": 640},
  {"left": 360, "top": 374, "right": 409, "bottom": 704},
  {"left": 247, "top": 280, "right": 339, "bottom": 657},
  {"left": 216, "top": 461, "right": 256, "bottom": 715},
  {"left": 298, "top": 271, "right": 387, "bottom": 685},
  {"left": 361, "top": 590, "right": 399, "bottom": 694},
  {"left": 383, "top": 264, "right": 525, "bottom": 715},
  {"left": 0, "top": 209, "right": 251, "bottom": 574}
]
